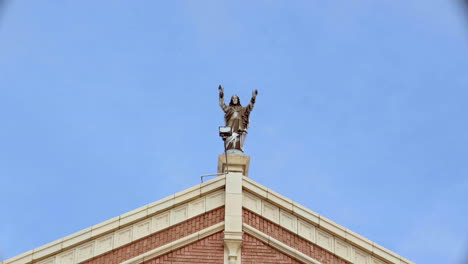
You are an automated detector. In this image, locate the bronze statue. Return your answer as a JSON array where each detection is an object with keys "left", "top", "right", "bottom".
[{"left": 218, "top": 85, "right": 258, "bottom": 153}]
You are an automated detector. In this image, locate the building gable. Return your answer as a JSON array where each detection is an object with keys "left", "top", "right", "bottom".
[
  {"left": 4, "top": 176, "right": 225, "bottom": 264},
  {"left": 4, "top": 164, "right": 414, "bottom": 264},
  {"left": 242, "top": 177, "right": 412, "bottom": 264}
]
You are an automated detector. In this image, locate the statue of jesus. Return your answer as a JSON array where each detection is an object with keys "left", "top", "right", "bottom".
[{"left": 218, "top": 85, "right": 258, "bottom": 153}]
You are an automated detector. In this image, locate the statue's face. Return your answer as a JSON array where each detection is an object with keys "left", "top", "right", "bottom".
[{"left": 232, "top": 96, "right": 239, "bottom": 105}]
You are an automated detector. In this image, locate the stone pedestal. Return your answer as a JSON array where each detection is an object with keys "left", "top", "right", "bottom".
[{"left": 218, "top": 154, "right": 250, "bottom": 177}]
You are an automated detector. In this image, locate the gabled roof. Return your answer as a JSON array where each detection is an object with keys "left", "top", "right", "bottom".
[
  {"left": 2, "top": 176, "right": 226, "bottom": 264},
  {"left": 241, "top": 177, "right": 414, "bottom": 264},
  {"left": 3, "top": 173, "right": 414, "bottom": 264}
]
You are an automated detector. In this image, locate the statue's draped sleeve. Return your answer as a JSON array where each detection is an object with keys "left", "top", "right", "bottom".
[
  {"left": 241, "top": 96, "right": 256, "bottom": 129},
  {"left": 219, "top": 97, "right": 229, "bottom": 113},
  {"left": 246, "top": 96, "right": 255, "bottom": 112}
]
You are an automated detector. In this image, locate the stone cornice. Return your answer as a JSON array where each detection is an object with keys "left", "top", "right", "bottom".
[
  {"left": 4, "top": 176, "right": 226, "bottom": 264},
  {"left": 242, "top": 177, "right": 414, "bottom": 264}
]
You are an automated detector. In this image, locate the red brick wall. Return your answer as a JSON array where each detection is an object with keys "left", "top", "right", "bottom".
[
  {"left": 83, "top": 207, "right": 224, "bottom": 264},
  {"left": 243, "top": 209, "right": 350, "bottom": 264},
  {"left": 242, "top": 233, "right": 303, "bottom": 264},
  {"left": 144, "top": 232, "right": 224, "bottom": 264}
]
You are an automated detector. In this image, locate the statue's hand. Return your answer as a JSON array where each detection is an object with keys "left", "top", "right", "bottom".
[
  {"left": 218, "top": 85, "right": 224, "bottom": 98},
  {"left": 252, "top": 89, "right": 258, "bottom": 98}
]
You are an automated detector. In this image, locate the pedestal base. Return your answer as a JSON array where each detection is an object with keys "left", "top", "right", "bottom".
[{"left": 218, "top": 154, "right": 250, "bottom": 177}]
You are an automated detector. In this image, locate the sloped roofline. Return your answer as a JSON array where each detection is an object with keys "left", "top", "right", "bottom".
[
  {"left": 3, "top": 176, "right": 226, "bottom": 264},
  {"left": 4, "top": 174, "right": 414, "bottom": 264},
  {"left": 242, "top": 177, "right": 414, "bottom": 264}
]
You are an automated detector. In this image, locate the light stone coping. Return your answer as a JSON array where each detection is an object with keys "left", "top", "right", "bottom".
[
  {"left": 34, "top": 190, "right": 225, "bottom": 264},
  {"left": 242, "top": 177, "right": 414, "bottom": 264},
  {"left": 4, "top": 176, "right": 226, "bottom": 264},
  {"left": 121, "top": 222, "right": 225, "bottom": 264},
  {"left": 243, "top": 223, "right": 322, "bottom": 264}
]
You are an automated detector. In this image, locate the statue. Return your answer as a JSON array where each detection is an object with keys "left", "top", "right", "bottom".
[{"left": 218, "top": 85, "right": 258, "bottom": 154}]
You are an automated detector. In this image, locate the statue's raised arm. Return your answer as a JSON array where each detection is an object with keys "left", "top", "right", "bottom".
[
  {"left": 247, "top": 89, "right": 258, "bottom": 112},
  {"left": 218, "top": 85, "right": 228, "bottom": 112}
]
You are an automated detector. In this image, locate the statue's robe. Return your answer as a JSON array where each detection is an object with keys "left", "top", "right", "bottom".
[{"left": 220, "top": 102, "right": 254, "bottom": 151}]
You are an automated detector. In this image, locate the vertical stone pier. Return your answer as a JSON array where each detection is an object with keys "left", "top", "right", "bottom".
[{"left": 219, "top": 154, "right": 250, "bottom": 264}]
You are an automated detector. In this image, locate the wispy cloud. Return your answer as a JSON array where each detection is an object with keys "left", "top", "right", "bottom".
[
  {"left": 460, "top": 0, "right": 468, "bottom": 27},
  {"left": 0, "top": 0, "right": 8, "bottom": 26}
]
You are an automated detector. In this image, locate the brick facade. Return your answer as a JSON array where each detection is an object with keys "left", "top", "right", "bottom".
[
  {"left": 144, "top": 232, "right": 309, "bottom": 264},
  {"left": 143, "top": 232, "right": 224, "bottom": 264},
  {"left": 242, "top": 233, "right": 303, "bottom": 264},
  {"left": 77, "top": 206, "right": 351, "bottom": 264},
  {"left": 243, "top": 209, "right": 350, "bottom": 264},
  {"left": 83, "top": 207, "right": 224, "bottom": 264},
  {"left": 80, "top": 207, "right": 351, "bottom": 264}
]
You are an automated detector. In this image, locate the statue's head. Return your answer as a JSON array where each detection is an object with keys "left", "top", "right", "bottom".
[{"left": 230, "top": 95, "right": 241, "bottom": 106}]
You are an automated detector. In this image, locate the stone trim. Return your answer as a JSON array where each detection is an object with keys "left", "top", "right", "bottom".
[
  {"left": 224, "top": 172, "right": 243, "bottom": 264},
  {"left": 218, "top": 154, "right": 250, "bottom": 176},
  {"left": 4, "top": 176, "right": 226, "bottom": 264},
  {"left": 121, "top": 222, "right": 225, "bottom": 264},
  {"left": 244, "top": 209, "right": 349, "bottom": 264},
  {"left": 81, "top": 207, "right": 224, "bottom": 264},
  {"left": 243, "top": 223, "right": 322, "bottom": 264},
  {"left": 143, "top": 232, "right": 224, "bottom": 263},
  {"left": 242, "top": 233, "right": 303, "bottom": 264},
  {"left": 34, "top": 192, "right": 224, "bottom": 264},
  {"left": 242, "top": 177, "right": 414, "bottom": 264}
]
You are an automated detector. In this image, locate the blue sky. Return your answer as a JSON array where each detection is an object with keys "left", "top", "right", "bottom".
[{"left": 1, "top": 1, "right": 467, "bottom": 263}]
